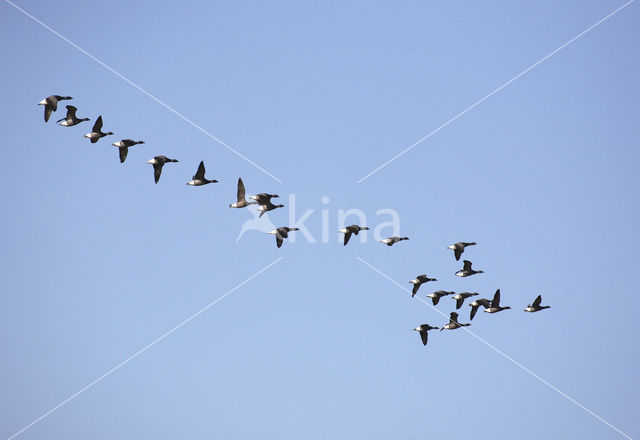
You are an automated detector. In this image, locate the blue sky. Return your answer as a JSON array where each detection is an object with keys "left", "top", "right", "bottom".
[{"left": 1, "top": 0, "right": 639, "bottom": 439}]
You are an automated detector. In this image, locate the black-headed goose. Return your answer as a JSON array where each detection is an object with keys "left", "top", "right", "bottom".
[
  {"left": 39, "top": 95, "right": 72, "bottom": 122},
  {"left": 455, "top": 260, "right": 484, "bottom": 277},
  {"left": 112, "top": 139, "right": 144, "bottom": 163},
  {"left": 147, "top": 155, "right": 178, "bottom": 183},
  {"left": 258, "top": 200, "right": 285, "bottom": 218},
  {"left": 409, "top": 275, "right": 437, "bottom": 297},
  {"left": 452, "top": 292, "right": 479, "bottom": 309},
  {"left": 380, "top": 236, "right": 409, "bottom": 246},
  {"left": 440, "top": 312, "right": 471, "bottom": 331},
  {"left": 484, "top": 289, "right": 511, "bottom": 314},
  {"left": 187, "top": 161, "right": 218, "bottom": 186},
  {"left": 469, "top": 298, "right": 492, "bottom": 320},
  {"left": 268, "top": 227, "right": 299, "bottom": 248},
  {"left": 57, "top": 105, "right": 90, "bottom": 127},
  {"left": 414, "top": 324, "right": 439, "bottom": 346},
  {"left": 426, "top": 290, "right": 454, "bottom": 306},
  {"left": 229, "top": 178, "right": 257, "bottom": 208},
  {"left": 250, "top": 193, "right": 279, "bottom": 205},
  {"left": 447, "top": 241, "right": 476, "bottom": 261},
  {"left": 338, "top": 225, "right": 369, "bottom": 246},
  {"left": 524, "top": 295, "right": 550, "bottom": 312},
  {"left": 84, "top": 116, "right": 113, "bottom": 143}
]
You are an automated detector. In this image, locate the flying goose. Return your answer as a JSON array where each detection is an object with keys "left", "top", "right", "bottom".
[
  {"left": 413, "top": 324, "right": 439, "bottom": 346},
  {"left": 268, "top": 227, "right": 299, "bottom": 248},
  {"left": 469, "top": 298, "right": 492, "bottom": 320},
  {"left": 455, "top": 260, "right": 484, "bottom": 277},
  {"left": 258, "top": 200, "right": 285, "bottom": 218},
  {"left": 409, "top": 275, "right": 437, "bottom": 297},
  {"left": 524, "top": 295, "right": 550, "bottom": 312},
  {"left": 379, "top": 236, "right": 409, "bottom": 246},
  {"left": 84, "top": 116, "right": 113, "bottom": 143},
  {"left": 484, "top": 289, "right": 511, "bottom": 314},
  {"left": 338, "top": 225, "right": 369, "bottom": 246},
  {"left": 426, "top": 290, "right": 454, "bottom": 306},
  {"left": 112, "top": 139, "right": 145, "bottom": 163},
  {"left": 38, "top": 95, "right": 72, "bottom": 122},
  {"left": 147, "top": 155, "right": 178, "bottom": 183},
  {"left": 187, "top": 161, "right": 218, "bottom": 186},
  {"left": 447, "top": 241, "right": 476, "bottom": 261},
  {"left": 57, "top": 105, "right": 90, "bottom": 126},
  {"left": 229, "top": 178, "right": 257, "bottom": 208},
  {"left": 452, "top": 291, "right": 479, "bottom": 309},
  {"left": 440, "top": 312, "right": 471, "bottom": 331},
  {"left": 250, "top": 193, "right": 279, "bottom": 205}
]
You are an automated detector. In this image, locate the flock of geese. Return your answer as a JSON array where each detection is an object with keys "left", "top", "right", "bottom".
[{"left": 38, "top": 94, "right": 550, "bottom": 348}]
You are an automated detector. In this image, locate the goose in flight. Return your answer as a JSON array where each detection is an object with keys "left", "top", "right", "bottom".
[
  {"left": 250, "top": 193, "right": 279, "bottom": 205},
  {"left": 440, "top": 312, "right": 471, "bottom": 331},
  {"left": 469, "top": 298, "right": 492, "bottom": 320},
  {"left": 57, "top": 105, "right": 90, "bottom": 126},
  {"left": 484, "top": 289, "right": 511, "bottom": 314},
  {"left": 338, "top": 225, "right": 369, "bottom": 246},
  {"left": 229, "top": 178, "right": 257, "bottom": 208},
  {"left": 452, "top": 292, "right": 479, "bottom": 309},
  {"left": 455, "top": 260, "right": 484, "bottom": 277},
  {"left": 409, "top": 275, "right": 437, "bottom": 297},
  {"left": 147, "top": 155, "right": 178, "bottom": 183},
  {"left": 413, "top": 324, "right": 439, "bottom": 346},
  {"left": 258, "top": 200, "right": 285, "bottom": 218},
  {"left": 524, "top": 295, "right": 550, "bottom": 312},
  {"left": 268, "top": 227, "right": 299, "bottom": 248},
  {"left": 447, "top": 241, "right": 476, "bottom": 261},
  {"left": 380, "top": 236, "right": 409, "bottom": 246},
  {"left": 84, "top": 116, "right": 113, "bottom": 143},
  {"left": 187, "top": 161, "right": 218, "bottom": 186},
  {"left": 38, "top": 95, "right": 72, "bottom": 122},
  {"left": 426, "top": 290, "right": 454, "bottom": 306},
  {"left": 112, "top": 139, "right": 144, "bottom": 163}
]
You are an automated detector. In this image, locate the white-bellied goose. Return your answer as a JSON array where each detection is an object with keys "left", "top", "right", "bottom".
[
  {"left": 39, "top": 95, "right": 72, "bottom": 122},
  {"left": 447, "top": 241, "right": 476, "bottom": 261},
  {"left": 112, "top": 139, "right": 144, "bottom": 163},
  {"left": 250, "top": 193, "right": 279, "bottom": 205},
  {"left": 84, "top": 116, "right": 113, "bottom": 143},
  {"left": 414, "top": 324, "right": 439, "bottom": 346},
  {"left": 338, "top": 225, "right": 369, "bottom": 246},
  {"left": 452, "top": 292, "right": 479, "bottom": 309},
  {"left": 187, "top": 161, "right": 218, "bottom": 186},
  {"left": 380, "top": 236, "right": 409, "bottom": 246},
  {"left": 147, "top": 155, "right": 178, "bottom": 183},
  {"left": 455, "top": 260, "right": 484, "bottom": 277},
  {"left": 268, "top": 227, "right": 299, "bottom": 248},
  {"left": 426, "top": 290, "right": 454, "bottom": 306},
  {"left": 484, "top": 289, "right": 511, "bottom": 314},
  {"left": 229, "top": 178, "right": 257, "bottom": 208},
  {"left": 258, "top": 200, "right": 285, "bottom": 218},
  {"left": 409, "top": 274, "right": 437, "bottom": 297},
  {"left": 440, "top": 312, "right": 471, "bottom": 331},
  {"left": 524, "top": 295, "right": 550, "bottom": 312},
  {"left": 57, "top": 105, "right": 90, "bottom": 127},
  {"left": 469, "top": 298, "right": 492, "bottom": 320}
]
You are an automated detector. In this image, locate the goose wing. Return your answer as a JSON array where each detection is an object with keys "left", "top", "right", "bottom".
[
  {"left": 275, "top": 234, "right": 283, "bottom": 248},
  {"left": 492, "top": 289, "right": 501, "bottom": 307},
  {"left": 344, "top": 231, "right": 353, "bottom": 246},
  {"left": 66, "top": 105, "right": 77, "bottom": 119},
  {"left": 470, "top": 304, "right": 479, "bottom": 320},
  {"left": 153, "top": 162, "right": 164, "bottom": 183},
  {"left": 236, "top": 178, "right": 246, "bottom": 202},
  {"left": 532, "top": 295, "right": 542, "bottom": 308},
  {"left": 456, "top": 297, "right": 464, "bottom": 309},
  {"left": 44, "top": 105, "right": 53, "bottom": 122},
  {"left": 419, "top": 329, "right": 428, "bottom": 346},
  {"left": 194, "top": 161, "right": 206, "bottom": 180},
  {"left": 450, "top": 312, "right": 459, "bottom": 324},
  {"left": 119, "top": 147, "right": 128, "bottom": 163},
  {"left": 49, "top": 97, "right": 58, "bottom": 112},
  {"left": 411, "top": 283, "right": 420, "bottom": 297},
  {"left": 454, "top": 249, "right": 462, "bottom": 260},
  {"left": 92, "top": 115, "right": 103, "bottom": 133},
  {"left": 463, "top": 260, "right": 472, "bottom": 271},
  {"left": 432, "top": 295, "right": 440, "bottom": 306}
]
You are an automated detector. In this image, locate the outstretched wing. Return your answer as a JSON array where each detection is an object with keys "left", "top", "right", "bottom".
[
  {"left": 276, "top": 234, "right": 283, "bottom": 248},
  {"left": 450, "top": 312, "right": 459, "bottom": 324},
  {"left": 119, "top": 147, "right": 128, "bottom": 163},
  {"left": 344, "top": 231, "right": 353, "bottom": 246},
  {"left": 92, "top": 115, "right": 103, "bottom": 133},
  {"left": 432, "top": 295, "right": 440, "bottom": 306},
  {"left": 194, "top": 161, "right": 206, "bottom": 180},
  {"left": 470, "top": 305, "right": 479, "bottom": 320},
  {"left": 420, "top": 330, "right": 428, "bottom": 346},
  {"left": 66, "top": 105, "right": 77, "bottom": 119},
  {"left": 153, "top": 163, "right": 163, "bottom": 183},
  {"left": 412, "top": 283, "right": 420, "bottom": 297},
  {"left": 456, "top": 298, "right": 463, "bottom": 309},
  {"left": 454, "top": 249, "right": 462, "bottom": 261},
  {"left": 463, "top": 260, "right": 472, "bottom": 271},
  {"left": 237, "top": 178, "right": 246, "bottom": 202},
  {"left": 492, "top": 289, "right": 501, "bottom": 307},
  {"left": 533, "top": 295, "right": 542, "bottom": 308},
  {"left": 44, "top": 105, "right": 53, "bottom": 122}
]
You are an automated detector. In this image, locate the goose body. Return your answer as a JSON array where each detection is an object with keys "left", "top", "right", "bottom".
[
  {"left": 39, "top": 95, "right": 72, "bottom": 122},
  {"left": 187, "top": 161, "right": 218, "bottom": 186},
  {"left": 447, "top": 241, "right": 476, "bottom": 261},
  {"left": 452, "top": 291, "right": 479, "bottom": 309},
  {"left": 413, "top": 324, "right": 439, "bottom": 346},
  {"left": 229, "top": 178, "right": 257, "bottom": 208},
  {"left": 380, "top": 236, "right": 409, "bottom": 246},
  {"left": 440, "top": 312, "right": 471, "bottom": 331},
  {"left": 426, "top": 290, "right": 454, "bottom": 306},
  {"left": 469, "top": 298, "right": 492, "bottom": 320},
  {"left": 484, "top": 289, "right": 511, "bottom": 314},
  {"left": 112, "top": 139, "right": 144, "bottom": 163},
  {"left": 57, "top": 105, "right": 90, "bottom": 127},
  {"left": 84, "top": 115, "right": 113, "bottom": 143},
  {"left": 455, "top": 260, "right": 484, "bottom": 277},
  {"left": 524, "top": 295, "right": 550, "bottom": 312},
  {"left": 147, "top": 155, "right": 178, "bottom": 183},
  {"left": 268, "top": 227, "right": 299, "bottom": 248},
  {"left": 338, "top": 225, "right": 369, "bottom": 246},
  {"left": 258, "top": 200, "right": 285, "bottom": 218},
  {"left": 409, "top": 274, "right": 437, "bottom": 297}
]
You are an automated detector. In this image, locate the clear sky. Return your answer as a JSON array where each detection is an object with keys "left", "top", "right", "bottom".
[{"left": 1, "top": 1, "right": 639, "bottom": 439}]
